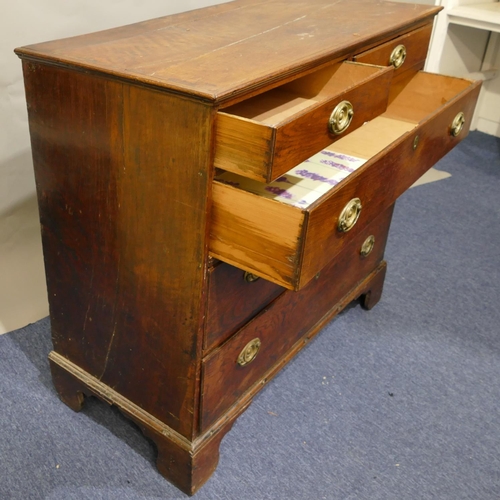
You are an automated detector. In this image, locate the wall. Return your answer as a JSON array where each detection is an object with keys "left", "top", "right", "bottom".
[
  {"left": 435, "top": 24, "right": 500, "bottom": 136},
  {"left": 0, "top": 0, "right": 228, "bottom": 333},
  {"left": 390, "top": 1, "right": 500, "bottom": 137}
]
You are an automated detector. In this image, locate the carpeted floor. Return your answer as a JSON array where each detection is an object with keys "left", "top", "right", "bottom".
[{"left": 1, "top": 131, "right": 499, "bottom": 499}]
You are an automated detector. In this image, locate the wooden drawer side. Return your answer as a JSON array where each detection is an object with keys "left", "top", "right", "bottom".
[
  {"left": 214, "top": 114, "right": 276, "bottom": 179},
  {"left": 210, "top": 181, "right": 306, "bottom": 288}
]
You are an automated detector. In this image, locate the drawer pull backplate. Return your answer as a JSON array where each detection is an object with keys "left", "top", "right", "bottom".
[
  {"left": 338, "top": 198, "right": 362, "bottom": 232},
  {"left": 450, "top": 112, "right": 465, "bottom": 137},
  {"left": 360, "top": 235, "right": 375, "bottom": 257},
  {"left": 329, "top": 100, "right": 354, "bottom": 135},
  {"left": 237, "top": 338, "right": 261, "bottom": 366},
  {"left": 389, "top": 44, "right": 407, "bottom": 69},
  {"left": 244, "top": 271, "right": 260, "bottom": 283}
]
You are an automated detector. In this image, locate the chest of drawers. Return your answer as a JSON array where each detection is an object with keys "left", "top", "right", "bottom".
[{"left": 15, "top": 0, "right": 480, "bottom": 494}]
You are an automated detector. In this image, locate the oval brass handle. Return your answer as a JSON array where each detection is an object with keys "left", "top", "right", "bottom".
[
  {"left": 338, "top": 198, "right": 362, "bottom": 232},
  {"left": 329, "top": 100, "right": 354, "bottom": 135},
  {"left": 244, "top": 271, "right": 260, "bottom": 283},
  {"left": 237, "top": 338, "right": 261, "bottom": 366},
  {"left": 389, "top": 44, "right": 407, "bottom": 69},
  {"left": 450, "top": 112, "right": 465, "bottom": 137},
  {"left": 360, "top": 235, "right": 375, "bottom": 257}
]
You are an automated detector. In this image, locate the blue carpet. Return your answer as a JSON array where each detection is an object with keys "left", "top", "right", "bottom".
[{"left": 1, "top": 131, "right": 499, "bottom": 499}]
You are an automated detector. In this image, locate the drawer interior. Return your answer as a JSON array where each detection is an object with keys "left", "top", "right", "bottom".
[
  {"left": 215, "top": 73, "right": 474, "bottom": 209},
  {"left": 325, "top": 72, "right": 475, "bottom": 161},
  {"left": 215, "top": 147, "right": 367, "bottom": 209},
  {"left": 222, "top": 62, "right": 385, "bottom": 125},
  {"left": 386, "top": 72, "right": 474, "bottom": 123},
  {"left": 210, "top": 71, "right": 479, "bottom": 290}
]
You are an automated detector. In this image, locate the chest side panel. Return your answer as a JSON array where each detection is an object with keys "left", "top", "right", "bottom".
[{"left": 22, "top": 60, "right": 214, "bottom": 439}]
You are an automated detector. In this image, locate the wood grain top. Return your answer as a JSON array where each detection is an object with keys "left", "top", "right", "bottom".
[{"left": 15, "top": 0, "right": 440, "bottom": 104}]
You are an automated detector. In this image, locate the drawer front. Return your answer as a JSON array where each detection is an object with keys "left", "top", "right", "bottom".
[
  {"left": 299, "top": 73, "right": 481, "bottom": 285},
  {"left": 210, "top": 72, "right": 481, "bottom": 291},
  {"left": 353, "top": 24, "right": 433, "bottom": 78},
  {"left": 204, "top": 262, "right": 284, "bottom": 352},
  {"left": 214, "top": 62, "right": 393, "bottom": 183},
  {"left": 201, "top": 204, "right": 394, "bottom": 430}
]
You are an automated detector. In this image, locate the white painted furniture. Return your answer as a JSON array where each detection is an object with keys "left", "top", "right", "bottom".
[
  {"left": 426, "top": 0, "right": 500, "bottom": 135},
  {"left": 427, "top": 1, "right": 499, "bottom": 74}
]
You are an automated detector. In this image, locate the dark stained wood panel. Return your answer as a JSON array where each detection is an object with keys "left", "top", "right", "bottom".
[
  {"left": 15, "top": 0, "right": 440, "bottom": 103},
  {"left": 22, "top": 61, "right": 214, "bottom": 439},
  {"left": 204, "top": 263, "right": 284, "bottom": 351},
  {"left": 299, "top": 73, "right": 481, "bottom": 287}
]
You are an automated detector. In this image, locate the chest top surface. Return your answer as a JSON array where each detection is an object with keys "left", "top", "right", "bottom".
[{"left": 15, "top": 0, "right": 440, "bottom": 103}]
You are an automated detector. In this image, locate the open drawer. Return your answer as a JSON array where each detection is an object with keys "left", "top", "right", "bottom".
[
  {"left": 214, "top": 61, "right": 393, "bottom": 182},
  {"left": 210, "top": 71, "right": 481, "bottom": 290}
]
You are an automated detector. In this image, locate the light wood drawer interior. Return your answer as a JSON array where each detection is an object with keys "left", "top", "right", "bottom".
[
  {"left": 210, "top": 72, "right": 481, "bottom": 291},
  {"left": 214, "top": 61, "right": 393, "bottom": 182}
]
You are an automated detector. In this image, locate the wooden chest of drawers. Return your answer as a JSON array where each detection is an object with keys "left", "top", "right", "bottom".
[{"left": 15, "top": 0, "right": 480, "bottom": 494}]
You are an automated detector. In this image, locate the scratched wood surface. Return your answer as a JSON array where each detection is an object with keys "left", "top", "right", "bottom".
[
  {"left": 22, "top": 60, "right": 214, "bottom": 439},
  {"left": 15, "top": 0, "right": 440, "bottom": 103}
]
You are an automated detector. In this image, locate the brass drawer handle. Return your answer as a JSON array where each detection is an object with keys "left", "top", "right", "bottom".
[
  {"left": 237, "top": 338, "right": 261, "bottom": 366},
  {"left": 338, "top": 198, "right": 362, "bottom": 232},
  {"left": 389, "top": 44, "right": 407, "bottom": 69},
  {"left": 244, "top": 271, "right": 260, "bottom": 283},
  {"left": 450, "top": 112, "right": 465, "bottom": 137},
  {"left": 329, "top": 100, "right": 354, "bottom": 135},
  {"left": 360, "top": 235, "right": 375, "bottom": 257}
]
